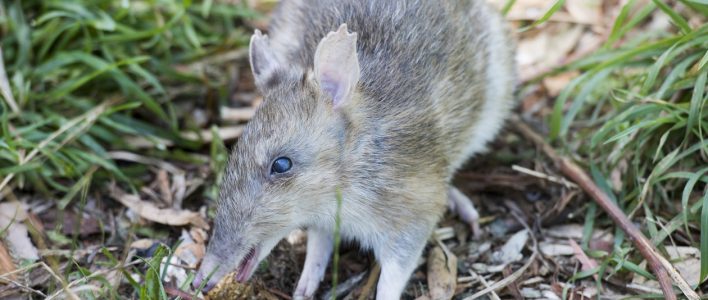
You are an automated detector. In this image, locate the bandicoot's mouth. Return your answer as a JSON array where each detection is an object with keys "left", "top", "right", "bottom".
[{"left": 235, "top": 246, "right": 259, "bottom": 282}]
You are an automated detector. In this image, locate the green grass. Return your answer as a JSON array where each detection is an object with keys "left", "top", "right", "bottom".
[
  {"left": 0, "top": 0, "right": 253, "bottom": 197},
  {"left": 1, "top": 0, "right": 251, "bottom": 298},
  {"left": 535, "top": 0, "right": 708, "bottom": 292}
]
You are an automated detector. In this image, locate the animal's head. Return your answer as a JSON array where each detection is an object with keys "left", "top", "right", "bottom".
[{"left": 193, "top": 24, "right": 359, "bottom": 292}]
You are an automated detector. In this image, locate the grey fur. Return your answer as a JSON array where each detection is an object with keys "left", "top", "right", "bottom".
[{"left": 195, "top": 0, "right": 516, "bottom": 298}]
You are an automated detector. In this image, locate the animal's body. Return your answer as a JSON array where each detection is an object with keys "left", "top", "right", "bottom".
[{"left": 193, "top": 0, "right": 516, "bottom": 298}]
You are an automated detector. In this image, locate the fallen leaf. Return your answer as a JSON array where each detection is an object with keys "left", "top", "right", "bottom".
[
  {"left": 491, "top": 0, "right": 579, "bottom": 26},
  {"left": 492, "top": 229, "right": 528, "bottom": 265},
  {"left": 172, "top": 173, "right": 187, "bottom": 209},
  {"left": 175, "top": 229, "right": 205, "bottom": 268},
  {"left": 190, "top": 227, "right": 208, "bottom": 244},
  {"left": 542, "top": 71, "right": 580, "bottom": 97},
  {"left": 541, "top": 289, "right": 563, "bottom": 300},
  {"left": 0, "top": 241, "right": 16, "bottom": 280},
  {"left": 161, "top": 255, "right": 188, "bottom": 287},
  {"left": 566, "top": 0, "right": 602, "bottom": 25},
  {"left": 109, "top": 185, "right": 208, "bottom": 229},
  {"left": 546, "top": 224, "right": 613, "bottom": 243},
  {"left": 633, "top": 246, "right": 702, "bottom": 288},
  {"left": 0, "top": 202, "right": 39, "bottom": 261},
  {"left": 39, "top": 210, "right": 104, "bottom": 237},
  {"left": 520, "top": 287, "right": 542, "bottom": 298},
  {"left": 568, "top": 239, "right": 599, "bottom": 280},
  {"left": 517, "top": 24, "right": 584, "bottom": 81},
  {"left": 157, "top": 169, "right": 172, "bottom": 206},
  {"left": 427, "top": 245, "right": 457, "bottom": 300},
  {"left": 539, "top": 241, "right": 575, "bottom": 256},
  {"left": 130, "top": 239, "right": 157, "bottom": 249}
]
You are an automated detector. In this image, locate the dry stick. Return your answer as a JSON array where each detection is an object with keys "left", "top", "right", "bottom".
[
  {"left": 511, "top": 118, "right": 698, "bottom": 300},
  {"left": 164, "top": 285, "right": 199, "bottom": 300},
  {"left": 357, "top": 263, "right": 381, "bottom": 300},
  {"left": 267, "top": 288, "right": 292, "bottom": 300}
]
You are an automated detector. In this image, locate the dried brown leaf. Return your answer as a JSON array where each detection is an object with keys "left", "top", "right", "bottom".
[
  {"left": 0, "top": 202, "right": 39, "bottom": 261},
  {"left": 0, "top": 241, "right": 17, "bottom": 280},
  {"left": 542, "top": 71, "right": 580, "bottom": 97},
  {"left": 492, "top": 229, "right": 528, "bottom": 265},
  {"left": 569, "top": 239, "right": 599, "bottom": 280},
  {"left": 109, "top": 186, "right": 208, "bottom": 229},
  {"left": 157, "top": 169, "right": 172, "bottom": 206},
  {"left": 427, "top": 246, "right": 457, "bottom": 300},
  {"left": 566, "top": 0, "right": 602, "bottom": 25}
]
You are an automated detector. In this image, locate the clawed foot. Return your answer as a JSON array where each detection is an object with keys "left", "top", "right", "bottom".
[
  {"left": 448, "top": 187, "right": 481, "bottom": 238},
  {"left": 293, "top": 270, "right": 323, "bottom": 300},
  {"left": 293, "top": 228, "right": 333, "bottom": 299}
]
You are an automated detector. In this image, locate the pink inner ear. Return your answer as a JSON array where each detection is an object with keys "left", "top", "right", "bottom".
[{"left": 319, "top": 72, "right": 345, "bottom": 107}]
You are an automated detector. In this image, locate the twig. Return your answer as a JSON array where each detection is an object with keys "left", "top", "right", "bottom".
[
  {"left": 511, "top": 165, "right": 577, "bottom": 189},
  {"left": 267, "top": 287, "right": 292, "bottom": 300},
  {"left": 462, "top": 270, "right": 503, "bottom": 300},
  {"left": 0, "top": 277, "right": 47, "bottom": 298},
  {"left": 323, "top": 271, "right": 366, "bottom": 300},
  {"left": 1, "top": 261, "right": 80, "bottom": 300},
  {"left": 221, "top": 106, "right": 256, "bottom": 122},
  {"left": 357, "top": 263, "right": 381, "bottom": 300},
  {"left": 165, "top": 285, "right": 199, "bottom": 299},
  {"left": 180, "top": 125, "right": 245, "bottom": 142},
  {"left": 511, "top": 117, "right": 698, "bottom": 300}
]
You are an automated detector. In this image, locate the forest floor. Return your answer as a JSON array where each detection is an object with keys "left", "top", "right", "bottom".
[{"left": 0, "top": 0, "right": 706, "bottom": 299}]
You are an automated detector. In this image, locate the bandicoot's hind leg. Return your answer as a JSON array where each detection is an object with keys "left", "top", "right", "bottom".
[
  {"left": 448, "top": 186, "right": 481, "bottom": 238},
  {"left": 293, "top": 228, "right": 333, "bottom": 299}
]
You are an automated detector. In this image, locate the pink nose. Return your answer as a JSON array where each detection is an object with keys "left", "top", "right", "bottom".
[{"left": 192, "top": 272, "right": 216, "bottom": 293}]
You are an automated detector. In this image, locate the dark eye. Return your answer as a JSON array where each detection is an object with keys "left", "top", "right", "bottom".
[{"left": 271, "top": 157, "right": 292, "bottom": 174}]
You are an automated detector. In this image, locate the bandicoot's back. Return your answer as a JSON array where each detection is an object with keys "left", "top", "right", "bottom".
[{"left": 266, "top": 0, "right": 516, "bottom": 174}]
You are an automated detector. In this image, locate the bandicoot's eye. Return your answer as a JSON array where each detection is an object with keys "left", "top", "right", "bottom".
[{"left": 271, "top": 157, "right": 292, "bottom": 174}]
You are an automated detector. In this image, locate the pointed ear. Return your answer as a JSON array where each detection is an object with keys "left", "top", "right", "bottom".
[
  {"left": 314, "top": 24, "right": 360, "bottom": 109},
  {"left": 249, "top": 30, "right": 280, "bottom": 89}
]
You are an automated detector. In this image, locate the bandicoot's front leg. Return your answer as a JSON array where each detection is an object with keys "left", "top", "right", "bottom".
[
  {"left": 374, "top": 222, "right": 435, "bottom": 299},
  {"left": 293, "top": 228, "right": 333, "bottom": 299}
]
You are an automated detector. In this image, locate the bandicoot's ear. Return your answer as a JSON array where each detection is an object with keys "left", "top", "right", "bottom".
[
  {"left": 314, "top": 24, "right": 360, "bottom": 109},
  {"left": 249, "top": 29, "right": 280, "bottom": 90}
]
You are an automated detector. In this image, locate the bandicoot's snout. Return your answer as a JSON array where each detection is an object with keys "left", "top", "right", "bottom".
[
  {"left": 192, "top": 242, "right": 263, "bottom": 293},
  {"left": 191, "top": 270, "right": 217, "bottom": 293},
  {"left": 192, "top": 254, "right": 221, "bottom": 293}
]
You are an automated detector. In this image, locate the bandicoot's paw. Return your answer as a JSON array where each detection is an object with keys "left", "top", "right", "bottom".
[{"left": 293, "top": 268, "right": 322, "bottom": 299}]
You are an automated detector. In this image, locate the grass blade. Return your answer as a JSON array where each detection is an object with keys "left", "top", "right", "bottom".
[
  {"left": 518, "top": 0, "right": 565, "bottom": 32},
  {"left": 652, "top": 0, "right": 692, "bottom": 34},
  {"left": 701, "top": 192, "right": 708, "bottom": 283}
]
